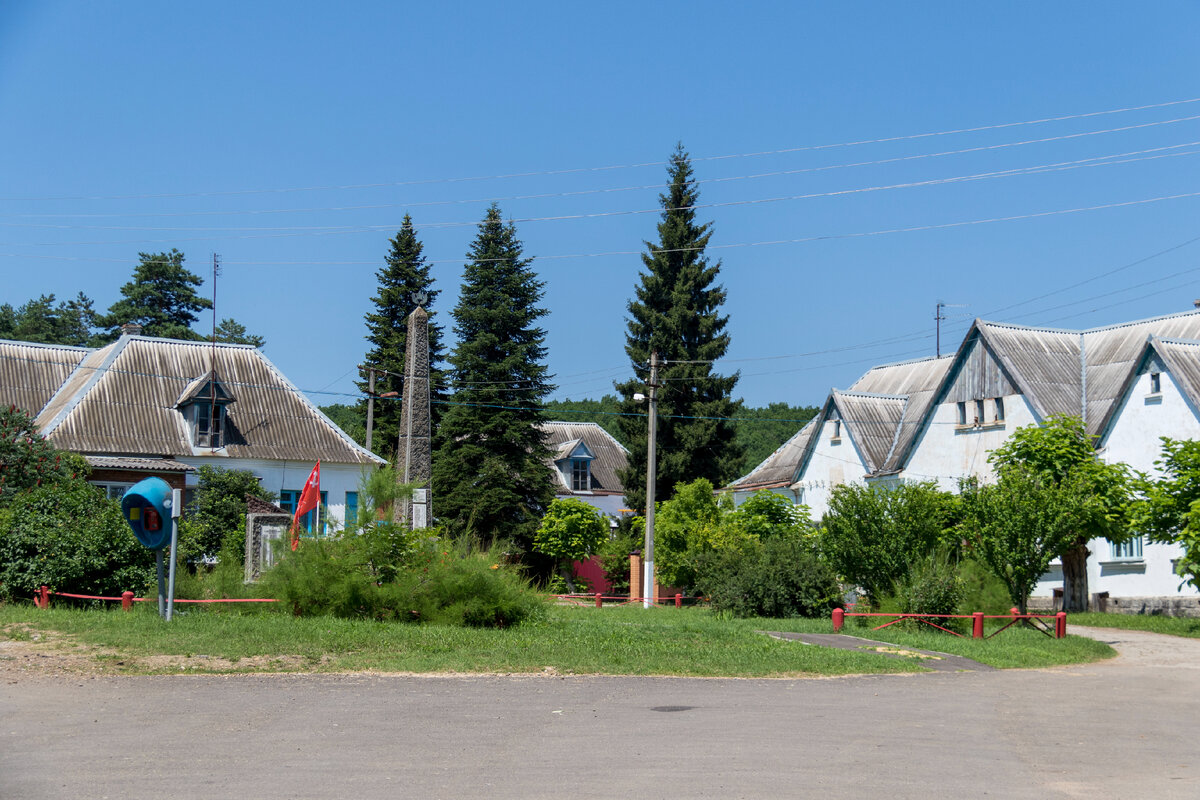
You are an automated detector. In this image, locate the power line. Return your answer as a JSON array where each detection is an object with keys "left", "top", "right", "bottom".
[
  {"left": 6, "top": 141, "right": 1197, "bottom": 237},
  {"left": 8, "top": 116, "right": 1197, "bottom": 222},
  {"left": 4, "top": 95, "right": 1195, "bottom": 204}
]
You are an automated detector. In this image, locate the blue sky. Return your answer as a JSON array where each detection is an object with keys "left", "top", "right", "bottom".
[{"left": 2, "top": 2, "right": 1198, "bottom": 409}]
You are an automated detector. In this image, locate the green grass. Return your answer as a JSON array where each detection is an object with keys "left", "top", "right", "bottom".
[
  {"left": 0, "top": 601, "right": 1114, "bottom": 677},
  {"left": 1068, "top": 612, "right": 1200, "bottom": 638}
]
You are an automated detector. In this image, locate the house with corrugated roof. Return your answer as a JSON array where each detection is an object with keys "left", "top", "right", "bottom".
[
  {"left": 728, "top": 309, "right": 1200, "bottom": 609},
  {"left": 539, "top": 420, "right": 629, "bottom": 518},
  {"left": 1, "top": 328, "right": 383, "bottom": 531}
]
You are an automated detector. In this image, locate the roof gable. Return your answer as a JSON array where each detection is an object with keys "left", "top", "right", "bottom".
[{"left": 540, "top": 421, "right": 629, "bottom": 493}]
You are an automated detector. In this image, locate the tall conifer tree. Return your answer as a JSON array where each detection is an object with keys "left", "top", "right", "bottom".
[
  {"left": 616, "top": 144, "right": 743, "bottom": 511},
  {"left": 360, "top": 214, "right": 445, "bottom": 458},
  {"left": 432, "top": 204, "right": 555, "bottom": 552}
]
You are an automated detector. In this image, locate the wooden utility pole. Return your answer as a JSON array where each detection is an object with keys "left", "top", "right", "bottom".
[{"left": 642, "top": 349, "right": 659, "bottom": 608}]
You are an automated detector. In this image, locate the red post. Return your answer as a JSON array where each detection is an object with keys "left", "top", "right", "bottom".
[
  {"left": 972, "top": 611, "right": 984, "bottom": 639},
  {"left": 36, "top": 585, "right": 50, "bottom": 609},
  {"left": 595, "top": 593, "right": 602, "bottom": 608},
  {"left": 832, "top": 607, "right": 845, "bottom": 632},
  {"left": 1055, "top": 611, "right": 1067, "bottom": 639},
  {"left": 1011, "top": 606, "right": 1020, "bottom": 621},
  {"left": 675, "top": 593, "right": 682, "bottom": 608},
  {"left": 122, "top": 591, "right": 135, "bottom": 612}
]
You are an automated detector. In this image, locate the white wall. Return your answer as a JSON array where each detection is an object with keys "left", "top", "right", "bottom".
[
  {"left": 182, "top": 456, "right": 371, "bottom": 530},
  {"left": 1083, "top": 368, "right": 1200, "bottom": 598},
  {"left": 791, "top": 416, "right": 870, "bottom": 519}
]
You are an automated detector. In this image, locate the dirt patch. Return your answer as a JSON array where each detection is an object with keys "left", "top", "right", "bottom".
[{"left": 0, "top": 623, "right": 332, "bottom": 680}]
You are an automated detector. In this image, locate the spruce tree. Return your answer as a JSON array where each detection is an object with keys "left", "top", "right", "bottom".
[
  {"left": 431, "top": 204, "right": 555, "bottom": 553},
  {"left": 359, "top": 215, "right": 445, "bottom": 458},
  {"left": 616, "top": 144, "right": 743, "bottom": 512}
]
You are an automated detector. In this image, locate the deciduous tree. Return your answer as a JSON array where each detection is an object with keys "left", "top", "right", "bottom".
[{"left": 533, "top": 497, "right": 609, "bottom": 592}]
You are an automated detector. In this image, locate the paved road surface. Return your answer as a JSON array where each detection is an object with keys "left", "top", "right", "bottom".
[{"left": 2, "top": 626, "right": 1197, "bottom": 799}]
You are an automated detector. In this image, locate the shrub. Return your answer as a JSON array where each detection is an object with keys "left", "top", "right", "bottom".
[
  {"left": 897, "top": 551, "right": 964, "bottom": 619},
  {"left": 179, "top": 465, "right": 277, "bottom": 564},
  {"left": 0, "top": 482, "right": 155, "bottom": 601},
  {"left": 693, "top": 537, "right": 841, "bottom": 618},
  {"left": 260, "top": 532, "right": 545, "bottom": 627},
  {"left": 0, "top": 404, "right": 90, "bottom": 510}
]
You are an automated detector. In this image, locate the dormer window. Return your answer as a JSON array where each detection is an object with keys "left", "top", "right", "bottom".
[
  {"left": 1150, "top": 372, "right": 1161, "bottom": 394},
  {"left": 571, "top": 458, "right": 590, "bottom": 491},
  {"left": 177, "top": 373, "right": 236, "bottom": 449}
]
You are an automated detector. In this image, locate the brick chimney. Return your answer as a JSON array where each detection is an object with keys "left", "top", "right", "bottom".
[{"left": 120, "top": 322, "right": 143, "bottom": 337}]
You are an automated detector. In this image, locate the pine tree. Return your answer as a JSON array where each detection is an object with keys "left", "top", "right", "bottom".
[
  {"left": 95, "top": 249, "right": 213, "bottom": 342},
  {"left": 431, "top": 204, "right": 555, "bottom": 552},
  {"left": 359, "top": 215, "right": 444, "bottom": 458},
  {"left": 616, "top": 144, "right": 743, "bottom": 512}
]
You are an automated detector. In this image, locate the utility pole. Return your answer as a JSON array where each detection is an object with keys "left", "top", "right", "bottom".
[
  {"left": 364, "top": 367, "right": 376, "bottom": 452},
  {"left": 643, "top": 349, "right": 660, "bottom": 609},
  {"left": 935, "top": 301, "right": 946, "bottom": 358}
]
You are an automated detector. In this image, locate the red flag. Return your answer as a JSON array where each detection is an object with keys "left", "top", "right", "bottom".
[{"left": 290, "top": 460, "right": 321, "bottom": 551}]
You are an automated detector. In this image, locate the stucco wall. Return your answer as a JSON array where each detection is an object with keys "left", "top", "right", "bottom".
[{"left": 792, "top": 416, "right": 869, "bottom": 519}]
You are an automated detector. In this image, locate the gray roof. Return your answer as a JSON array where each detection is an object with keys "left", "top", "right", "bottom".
[
  {"left": 84, "top": 455, "right": 196, "bottom": 473},
  {"left": 541, "top": 421, "right": 629, "bottom": 494},
  {"left": 31, "top": 335, "right": 381, "bottom": 465},
  {"left": 727, "top": 418, "right": 817, "bottom": 490},
  {"left": 0, "top": 340, "right": 90, "bottom": 417},
  {"left": 847, "top": 355, "right": 953, "bottom": 472},
  {"left": 1148, "top": 337, "right": 1200, "bottom": 409},
  {"left": 832, "top": 391, "right": 908, "bottom": 473}
]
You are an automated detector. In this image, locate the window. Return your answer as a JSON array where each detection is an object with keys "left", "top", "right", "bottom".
[
  {"left": 994, "top": 397, "right": 1005, "bottom": 422},
  {"left": 345, "top": 491, "right": 358, "bottom": 528},
  {"left": 974, "top": 399, "right": 985, "bottom": 425},
  {"left": 831, "top": 419, "right": 841, "bottom": 440},
  {"left": 956, "top": 401, "right": 967, "bottom": 426},
  {"left": 93, "top": 482, "right": 133, "bottom": 500},
  {"left": 571, "top": 459, "right": 590, "bottom": 491},
  {"left": 279, "top": 489, "right": 328, "bottom": 534},
  {"left": 195, "top": 402, "right": 226, "bottom": 448},
  {"left": 1150, "top": 372, "right": 1161, "bottom": 394},
  {"left": 1111, "top": 536, "right": 1143, "bottom": 560}
]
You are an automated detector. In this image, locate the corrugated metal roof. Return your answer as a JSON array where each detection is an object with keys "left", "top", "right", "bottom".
[
  {"left": 0, "top": 340, "right": 90, "bottom": 418},
  {"left": 849, "top": 355, "right": 953, "bottom": 472},
  {"left": 34, "top": 336, "right": 381, "bottom": 465},
  {"left": 84, "top": 455, "right": 195, "bottom": 472},
  {"left": 976, "top": 322, "right": 1083, "bottom": 422},
  {"left": 727, "top": 418, "right": 816, "bottom": 490},
  {"left": 833, "top": 391, "right": 908, "bottom": 473},
  {"left": 541, "top": 421, "right": 629, "bottom": 493},
  {"left": 1151, "top": 337, "right": 1200, "bottom": 410},
  {"left": 1082, "top": 310, "right": 1200, "bottom": 436}
]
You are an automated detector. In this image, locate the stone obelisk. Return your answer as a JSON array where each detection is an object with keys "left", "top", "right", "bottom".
[{"left": 396, "top": 305, "right": 432, "bottom": 528}]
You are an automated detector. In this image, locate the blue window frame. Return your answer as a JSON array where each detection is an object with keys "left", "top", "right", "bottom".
[
  {"left": 345, "top": 491, "right": 359, "bottom": 530},
  {"left": 279, "top": 489, "right": 328, "bottom": 534}
]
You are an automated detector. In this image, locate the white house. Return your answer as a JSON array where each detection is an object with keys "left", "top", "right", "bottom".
[
  {"left": 727, "top": 309, "right": 1200, "bottom": 611},
  {"left": 540, "top": 421, "right": 629, "bottom": 519},
  {"left": 1, "top": 329, "right": 383, "bottom": 532}
]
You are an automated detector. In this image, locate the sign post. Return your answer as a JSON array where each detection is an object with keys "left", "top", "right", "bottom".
[{"left": 120, "top": 477, "right": 179, "bottom": 621}]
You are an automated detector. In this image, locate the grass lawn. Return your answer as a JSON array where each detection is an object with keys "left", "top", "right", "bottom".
[
  {"left": 1068, "top": 611, "right": 1200, "bottom": 638},
  {"left": 0, "top": 602, "right": 1113, "bottom": 677}
]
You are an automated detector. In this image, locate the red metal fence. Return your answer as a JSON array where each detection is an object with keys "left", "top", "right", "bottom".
[{"left": 832, "top": 607, "right": 1068, "bottom": 639}]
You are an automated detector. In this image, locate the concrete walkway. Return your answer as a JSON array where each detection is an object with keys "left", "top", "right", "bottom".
[{"left": 765, "top": 630, "right": 997, "bottom": 671}]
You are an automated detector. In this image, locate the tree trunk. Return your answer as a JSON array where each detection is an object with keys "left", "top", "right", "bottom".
[
  {"left": 559, "top": 566, "right": 577, "bottom": 594},
  {"left": 1060, "top": 539, "right": 1090, "bottom": 613}
]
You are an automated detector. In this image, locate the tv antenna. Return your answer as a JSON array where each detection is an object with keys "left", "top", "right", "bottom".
[{"left": 935, "top": 301, "right": 967, "bottom": 357}]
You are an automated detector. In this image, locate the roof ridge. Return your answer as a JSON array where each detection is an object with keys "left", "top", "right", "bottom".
[
  {"left": 861, "top": 354, "right": 954, "bottom": 371},
  {"left": 834, "top": 389, "right": 909, "bottom": 401},
  {"left": 1082, "top": 307, "right": 1200, "bottom": 334},
  {"left": 0, "top": 339, "right": 94, "bottom": 352},
  {"left": 37, "top": 338, "right": 126, "bottom": 436}
]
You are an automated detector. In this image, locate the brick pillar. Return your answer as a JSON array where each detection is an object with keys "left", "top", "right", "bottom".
[{"left": 629, "top": 554, "right": 642, "bottom": 602}]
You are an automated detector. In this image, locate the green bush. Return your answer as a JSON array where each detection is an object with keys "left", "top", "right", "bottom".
[
  {"left": 693, "top": 537, "right": 842, "bottom": 618},
  {"left": 897, "top": 551, "right": 964, "bottom": 619},
  {"left": 0, "top": 482, "right": 155, "bottom": 601},
  {"left": 260, "top": 532, "right": 545, "bottom": 627}
]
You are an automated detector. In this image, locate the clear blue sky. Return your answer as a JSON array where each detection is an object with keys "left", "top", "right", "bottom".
[{"left": 2, "top": 2, "right": 1198, "bottom": 410}]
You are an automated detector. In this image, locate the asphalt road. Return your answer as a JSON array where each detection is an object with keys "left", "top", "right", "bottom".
[{"left": 2, "top": 626, "right": 1198, "bottom": 799}]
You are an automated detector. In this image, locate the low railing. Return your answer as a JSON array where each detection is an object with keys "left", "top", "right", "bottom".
[
  {"left": 832, "top": 607, "right": 1068, "bottom": 639},
  {"left": 31, "top": 585, "right": 278, "bottom": 610},
  {"left": 552, "top": 592, "right": 703, "bottom": 608}
]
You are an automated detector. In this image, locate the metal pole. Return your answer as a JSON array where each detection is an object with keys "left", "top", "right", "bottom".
[
  {"left": 365, "top": 367, "right": 376, "bottom": 452},
  {"left": 155, "top": 550, "right": 165, "bottom": 618},
  {"left": 166, "top": 489, "right": 181, "bottom": 621},
  {"left": 643, "top": 350, "right": 659, "bottom": 609}
]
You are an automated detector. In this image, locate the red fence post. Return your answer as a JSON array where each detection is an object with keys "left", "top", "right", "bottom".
[
  {"left": 1055, "top": 611, "right": 1067, "bottom": 639},
  {"left": 122, "top": 591, "right": 135, "bottom": 612},
  {"left": 832, "top": 607, "right": 845, "bottom": 632},
  {"left": 972, "top": 611, "right": 984, "bottom": 639},
  {"left": 595, "top": 593, "right": 602, "bottom": 608},
  {"left": 1010, "top": 607, "right": 1019, "bottom": 622},
  {"left": 35, "top": 585, "right": 50, "bottom": 609},
  {"left": 675, "top": 593, "right": 682, "bottom": 608}
]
